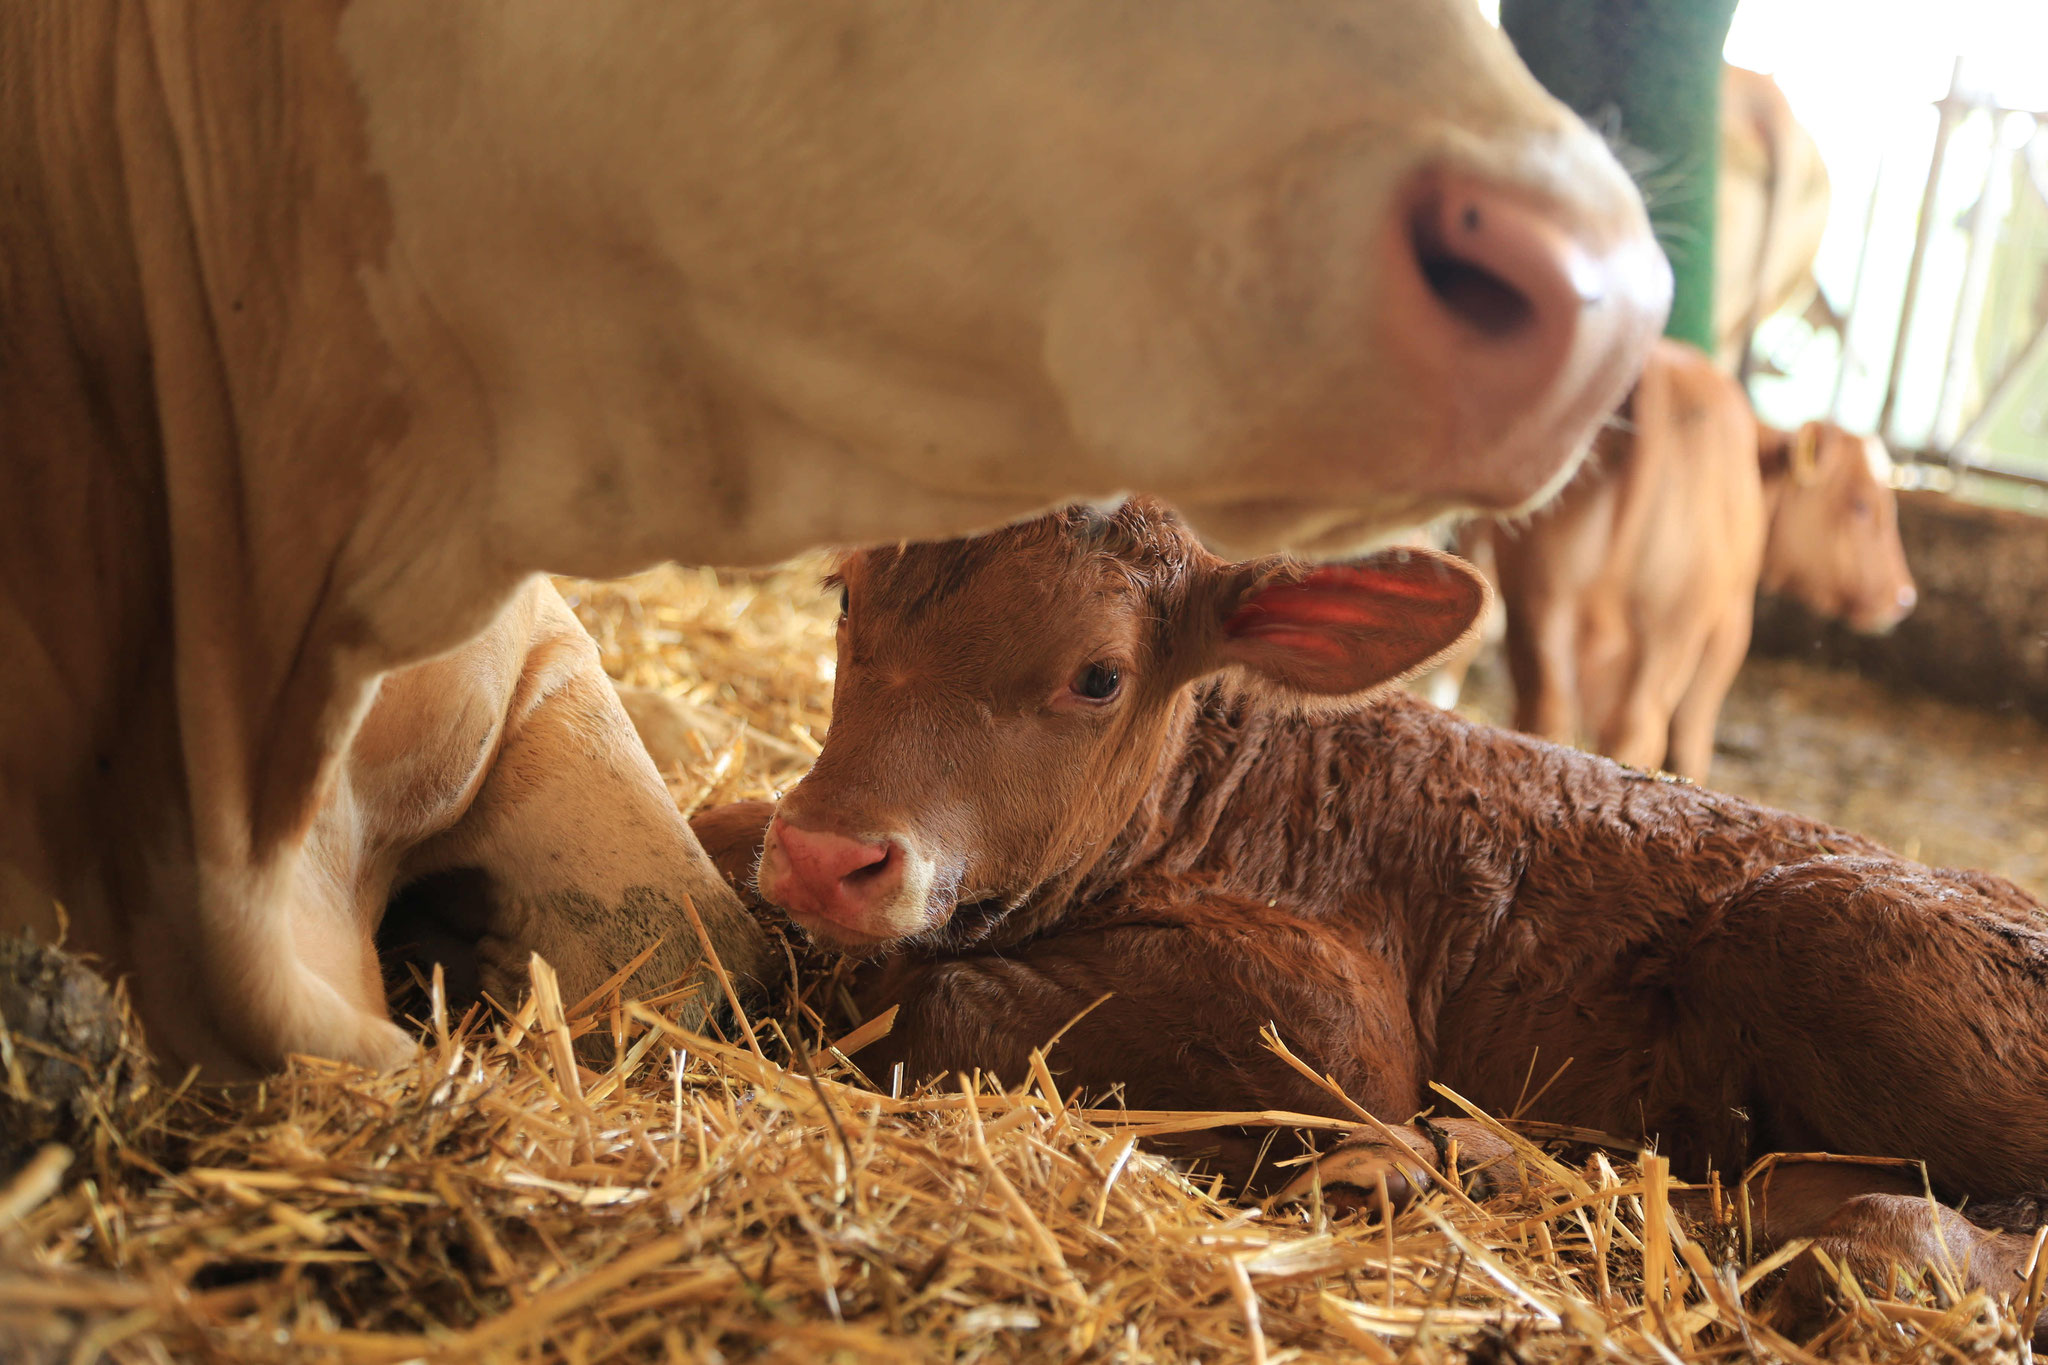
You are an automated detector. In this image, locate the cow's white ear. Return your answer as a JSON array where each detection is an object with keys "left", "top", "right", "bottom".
[{"left": 1218, "top": 549, "right": 1488, "bottom": 696}]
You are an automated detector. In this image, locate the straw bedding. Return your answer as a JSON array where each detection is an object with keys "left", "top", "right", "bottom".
[{"left": 0, "top": 564, "right": 2034, "bottom": 1363}]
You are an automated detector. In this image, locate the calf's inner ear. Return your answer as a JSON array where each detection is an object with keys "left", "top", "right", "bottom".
[{"left": 1214, "top": 549, "right": 1488, "bottom": 696}]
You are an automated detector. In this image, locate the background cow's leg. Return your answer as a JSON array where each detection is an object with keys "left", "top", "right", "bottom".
[
  {"left": 1500, "top": 568, "right": 1582, "bottom": 745},
  {"left": 1593, "top": 611, "right": 1712, "bottom": 773},
  {"left": 1572, "top": 600, "right": 1635, "bottom": 755},
  {"left": 852, "top": 892, "right": 1428, "bottom": 1197},
  {"left": 1663, "top": 598, "right": 1753, "bottom": 780},
  {"left": 404, "top": 587, "right": 771, "bottom": 1026}
]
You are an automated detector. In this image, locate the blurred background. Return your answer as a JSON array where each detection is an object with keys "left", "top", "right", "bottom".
[
  {"left": 1491, "top": 0, "right": 2048, "bottom": 501},
  {"left": 1397, "top": 0, "right": 2048, "bottom": 893},
  {"left": 1725, "top": 0, "right": 2048, "bottom": 500}
]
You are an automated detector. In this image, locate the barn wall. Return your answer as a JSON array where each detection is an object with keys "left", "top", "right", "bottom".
[{"left": 1750, "top": 490, "right": 2048, "bottom": 724}]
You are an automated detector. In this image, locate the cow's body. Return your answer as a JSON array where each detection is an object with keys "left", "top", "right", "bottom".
[
  {"left": 698, "top": 500, "right": 2046, "bottom": 1330},
  {"left": 1481, "top": 339, "right": 1913, "bottom": 780},
  {"left": 0, "top": 3, "right": 1667, "bottom": 1074},
  {"left": 1716, "top": 65, "right": 1831, "bottom": 371}
]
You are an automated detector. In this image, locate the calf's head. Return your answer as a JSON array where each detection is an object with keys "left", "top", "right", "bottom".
[
  {"left": 1760, "top": 422, "right": 1917, "bottom": 635},
  {"left": 755, "top": 502, "right": 1485, "bottom": 954}
]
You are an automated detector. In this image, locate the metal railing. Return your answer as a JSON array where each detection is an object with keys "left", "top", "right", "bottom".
[{"left": 1864, "top": 59, "right": 2048, "bottom": 494}]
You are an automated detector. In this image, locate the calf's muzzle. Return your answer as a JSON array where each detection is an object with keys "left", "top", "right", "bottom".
[{"left": 758, "top": 813, "right": 935, "bottom": 950}]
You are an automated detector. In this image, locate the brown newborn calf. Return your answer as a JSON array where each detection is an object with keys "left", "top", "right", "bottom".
[{"left": 693, "top": 499, "right": 2048, "bottom": 1325}]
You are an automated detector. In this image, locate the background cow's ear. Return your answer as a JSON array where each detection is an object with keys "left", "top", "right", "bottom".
[{"left": 1214, "top": 549, "right": 1488, "bottom": 697}]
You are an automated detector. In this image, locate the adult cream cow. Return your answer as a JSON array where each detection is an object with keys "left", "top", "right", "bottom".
[
  {"left": 1716, "top": 65, "right": 1832, "bottom": 373},
  {"left": 0, "top": 3, "right": 1668, "bottom": 1078}
]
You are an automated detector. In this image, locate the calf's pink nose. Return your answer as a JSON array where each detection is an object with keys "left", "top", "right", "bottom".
[
  {"left": 763, "top": 816, "right": 902, "bottom": 931},
  {"left": 1392, "top": 168, "right": 1671, "bottom": 508}
]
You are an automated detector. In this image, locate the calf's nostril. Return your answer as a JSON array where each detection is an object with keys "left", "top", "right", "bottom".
[
  {"left": 841, "top": 843, "right": 895, "bottom": 887},
  {"left": 771, "top": 819, "right": 893, "bottom": 893}
]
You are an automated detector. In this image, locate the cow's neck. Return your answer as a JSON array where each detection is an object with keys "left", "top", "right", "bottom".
[{"left": 329, "top": 1, "right": 1125, "bottom": 577}]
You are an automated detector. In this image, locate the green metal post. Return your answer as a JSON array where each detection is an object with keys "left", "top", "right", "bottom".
[{"left": 1498, "top": 0, "right": 1740, "bottom": 351}]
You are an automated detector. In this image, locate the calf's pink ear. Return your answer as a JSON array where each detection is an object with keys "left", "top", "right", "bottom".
[{"left": 1219, "top": 549, "right": 1487, "bottom": 696}]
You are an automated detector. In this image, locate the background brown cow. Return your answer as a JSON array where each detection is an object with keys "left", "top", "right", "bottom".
[{"left": 1478, "top": 338, "right": 1914, "bottom": 780}]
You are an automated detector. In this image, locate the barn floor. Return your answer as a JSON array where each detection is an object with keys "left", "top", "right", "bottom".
[{"left": 1454, "top": 651, "right": 2048, "bottom": 898}]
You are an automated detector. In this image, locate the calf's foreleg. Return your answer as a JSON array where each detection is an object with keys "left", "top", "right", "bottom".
[{"left": 851, "top": 890, "right": 1437, "bottom": 1197}]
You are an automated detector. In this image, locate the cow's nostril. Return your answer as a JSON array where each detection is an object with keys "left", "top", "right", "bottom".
[{"left": 1411, "top": 198, "right": 1536, "bottom": 339}]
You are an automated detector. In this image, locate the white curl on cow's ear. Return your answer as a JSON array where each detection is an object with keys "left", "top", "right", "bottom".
[{"left": 1202, "top": 547, "right": 1489, "bottom": 701}]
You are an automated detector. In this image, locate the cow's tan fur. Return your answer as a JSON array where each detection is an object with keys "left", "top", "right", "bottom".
[{"left": 1716, "top": 65, "right": 1832, "bottom": 368}]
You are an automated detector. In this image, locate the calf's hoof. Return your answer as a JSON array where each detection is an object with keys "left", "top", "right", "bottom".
[
  {"left": 1766, "top": 1193, "right": 2045, "bottom": 1349},
  {"left": 1272, "top": 1119, "right": 1521, "bottom": 1218},
  {"left": 1274, "top": 1137, "right": 1434, "bottom": 1217}
]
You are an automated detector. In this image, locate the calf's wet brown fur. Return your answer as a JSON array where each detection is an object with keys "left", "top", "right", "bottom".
[{"left": 694, "top": 499, "right": 2048, "bottom": 1332}]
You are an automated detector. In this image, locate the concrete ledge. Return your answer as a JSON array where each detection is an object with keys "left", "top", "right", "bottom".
[{"left": 1751, "top": 490, "right": 2048, "bottom": 725}]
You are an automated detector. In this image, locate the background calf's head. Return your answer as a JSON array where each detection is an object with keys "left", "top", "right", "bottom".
[
  {"left": 755, "top": 501, "right": 1487, "bottom": 954},
  {"left": 1759, "top": 421, "right": 1917, "bottom": 636}
]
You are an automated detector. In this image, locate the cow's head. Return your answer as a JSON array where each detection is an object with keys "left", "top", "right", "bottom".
[
  {"left": 1759, "top": 422, "right": 1917, "bottom": 635},
  {"left": 341, "top": 1, "right": 1671, "bottom": 568},
  {"left": 753, "top": 501, "right": 1485, "bottom": 954}
]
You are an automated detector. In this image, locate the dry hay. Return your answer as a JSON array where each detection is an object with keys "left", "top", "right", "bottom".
[{"left": 0, "top": 564, "right": 2037, "bottom": 1363}]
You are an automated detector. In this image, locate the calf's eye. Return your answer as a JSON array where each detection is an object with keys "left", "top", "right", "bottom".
[
  {"left": 837, "top": 585, "right": 850, "bottom": 620},
  {"left": 1072, "top": 662, "right": 1122, "bottom": 701}
]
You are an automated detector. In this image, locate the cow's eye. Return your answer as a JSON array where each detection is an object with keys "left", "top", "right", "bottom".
[
  {"left": 1072, "top": 662, "right": 1122, "bottom": 701},
  {"left": 837, "top": 585, "right": 850, "bottom": 620}
]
